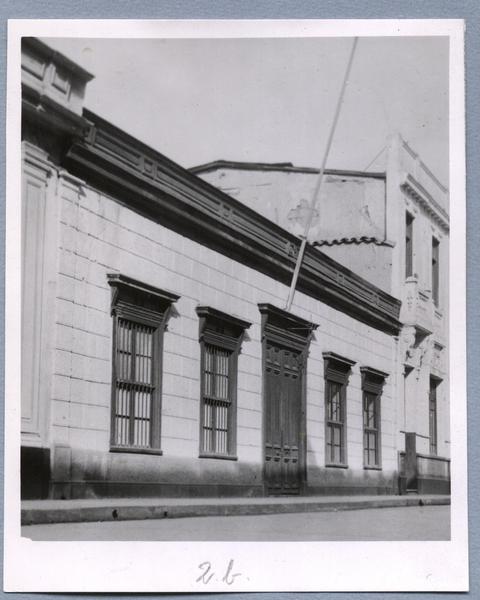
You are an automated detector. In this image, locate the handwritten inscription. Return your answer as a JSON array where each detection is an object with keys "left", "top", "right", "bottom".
[{"left": 196, "top": 559, "right": 242, "bottom": 585}]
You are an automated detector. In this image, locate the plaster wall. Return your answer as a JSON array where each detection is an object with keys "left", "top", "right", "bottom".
[
  {"left": 320, "top": 243, "right": 392, "bottom": 292},
  {"left": 40, "top": 169, "right": 398, "bottom": 498},
  {"left": 199, "top": 168, "right": 392, "bottom": 293},
  {"left": 387, "top": 135, "right": 450, "bottom": 466},
  {"left": 199, "top": 170, "right": 385, "bottom": 238}
]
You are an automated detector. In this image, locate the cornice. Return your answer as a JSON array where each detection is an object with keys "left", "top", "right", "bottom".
[
  {"left": 61, "top": 111, "right": 401, "bottom": 336},
  {"left": 400, "top": 173, "right": 449, "bottom": 232},
  {"left": 196, "top": 305, "right": 251, "bottom": 349},
  {"left": 23, "top": 37, "right": 94, "bottom": 83},
  {"left": 360, "top": 366, "right": 389, "bottom": 379},
  {"left": 259, "top": 303, "right": 319, "bottom": 334},
  {"left": 322, "top": 352, "right": 356, "bottom": 369},
  {"left": 107, "top": 273, "right": 180, "bottom": 307},
  {"left": 196, "top": 306, "right": 252, "bottom": 332},
  {"left": 259, "top": 303, "right": 318, "bottom": 351},
  {"left": 400, "top": 139, "right": 448, "bottom": 194},
  {"left": 190, "top": 159, "right": 386, "bottom": 180},
  {"left": 360, "top": 365, "right": 389, "bottom": 393},
  {"left": 22, "top": 84, "right": 91, "bottom": 139},
  {"left": 54, "top": 110, "right": 402, "bottom": 336},
  {"left": 22, "top": 141, "right": 56, "bottom": 177}
]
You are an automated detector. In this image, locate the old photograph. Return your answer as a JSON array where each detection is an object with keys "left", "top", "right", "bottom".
[{"left": 5, "top": 19, "right": 467, "bottom": 592}]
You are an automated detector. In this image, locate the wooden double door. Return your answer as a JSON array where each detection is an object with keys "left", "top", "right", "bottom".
[{"left": 264, "top": 341, "right": 304, "bottom": 495}]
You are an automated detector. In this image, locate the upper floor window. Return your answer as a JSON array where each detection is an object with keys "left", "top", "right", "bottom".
[
  {"left": 405, "top": 211, "right": 414, "bottom": 278},
  {"left": 196, "top": 306, "right": 251, "bottom": 459},
  {"left": 360, "top": 367, "right": 388, "bottom": 469},
  {"left": 108, "top": 274, "right": 179, "bottom": 453},
  {"left": 323, "top": 353, "right": 355, "bottom": 467},
  {"left": 429, "top": 377, "right": 440, "bottom": 456},
  {"left": 432, "top": 237, "right": 440, "bottom": 306}
]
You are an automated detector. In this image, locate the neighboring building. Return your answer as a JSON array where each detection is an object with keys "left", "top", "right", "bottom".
[
  {"left": 385, "top": 137, "right": 449, "bottom": 493},
  {"left": 193, "top": 138, "right": 451, "bottom": 494},
  {"left": 191, "top": 162, "right": 393, "bottom": 293},
  {"left": 20, "top": 38, "right": 448, "bottom": 500}
]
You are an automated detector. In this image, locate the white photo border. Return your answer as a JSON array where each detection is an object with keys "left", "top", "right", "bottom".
[{"left": 4, "top": 18, "right": 467, "bottom": 593}]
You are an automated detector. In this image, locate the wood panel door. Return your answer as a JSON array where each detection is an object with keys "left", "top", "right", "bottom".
[{"left": 264, "top": 341, "right": 303, "bottom": 495}]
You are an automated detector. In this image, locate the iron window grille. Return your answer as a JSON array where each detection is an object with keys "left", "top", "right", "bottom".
[
  {"left": 360, "top": 366, "right": 388, "bottom": 469},
  {"left": 323, "top": 353, "right": 356, "bottom": 467},
  {"left": 202, "top": 344, "right": 232, "bottom": 456},
  {"left": 114, "top": 318, "right": 156, "bottom": 448},
  {"left": 107, "top": 274, "right": 179, "bottom": 453},
  {"left": 196, "top": 306, "right": 251, "bottom": 460}
]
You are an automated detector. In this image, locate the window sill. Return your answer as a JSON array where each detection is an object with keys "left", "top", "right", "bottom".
[
  {"left": 110, "top": 446, "right": 163, "bottom": 456},
  {"left": 199, "top": 453, "right": 238, "bottom": 461},
  {"left": 325, "top": 463, "right": 348, "bottom": 469},
  {"left": 364, "top": 465, "right": 382, "bottom": 471}
]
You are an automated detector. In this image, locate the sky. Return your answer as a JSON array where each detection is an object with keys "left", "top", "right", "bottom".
[{"left": 44, "top": 36, "right": 449, "bottom": 185}]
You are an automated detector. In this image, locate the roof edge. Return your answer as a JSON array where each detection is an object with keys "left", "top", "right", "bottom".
[
  {"left": 190, "top": 159, "right": 386, "bottom": 180},
  {"left": 23, "top": 37, "right": 94, "bottom": 82},
  {"left": 314, "top": 237, "right": 395, "bottom": 248}
]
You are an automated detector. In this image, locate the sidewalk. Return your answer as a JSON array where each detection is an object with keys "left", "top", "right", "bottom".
[{"left": 21, "top": 493, "right": 450, "bottom": 526}]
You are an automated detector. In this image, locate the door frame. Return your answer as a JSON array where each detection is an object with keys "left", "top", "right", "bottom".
[{"left": 258, "top": 303, "right": 318, "bottom": 496}]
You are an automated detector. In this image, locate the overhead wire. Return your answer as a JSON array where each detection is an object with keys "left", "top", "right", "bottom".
[{"left": 285, "top": 37, "right": 359, "bottom": 312}]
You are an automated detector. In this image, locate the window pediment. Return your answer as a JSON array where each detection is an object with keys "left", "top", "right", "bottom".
[
  {"left": 196, "top": 305, "right": 251, "bottom": 350},
  {"left": 108, "top": 273, "right": 179, "bottom": 326},
  {"left": 360, "top": 366, "right": 388, "bottom": 394},
  {"left": 323, "top": 352, "right": 356, "bottom": 384}
]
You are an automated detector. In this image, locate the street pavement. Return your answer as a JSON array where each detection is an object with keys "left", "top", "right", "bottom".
[
  {"left": 22, "top": 505, "right": 450, "bottom": 541},
  {"left": 21, "top": 493, "right": 449, "bottom": 525}
]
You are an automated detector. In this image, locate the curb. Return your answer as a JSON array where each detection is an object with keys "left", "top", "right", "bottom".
[{"left": 21, "top": 495, "right": 450, "bottom": 526}]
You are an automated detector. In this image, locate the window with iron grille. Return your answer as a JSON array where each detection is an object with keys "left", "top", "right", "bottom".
[
  {"left": 361, "top": 366, "right": 388, "bottom": 469},
  {"left": 202, "top": 344, "right": 232, "bottom": 455},
  {"left": 323, "top": 353, "right": 355, "bottom": 467},
  {"left": 108, "top": 274, "right": 179, "bottom": 453},
  {"left": 196, "top": 306, "right": 251, "bottom": 459},
  {"left": 114, "top": 319, "right": 156, "bottom": 449}
]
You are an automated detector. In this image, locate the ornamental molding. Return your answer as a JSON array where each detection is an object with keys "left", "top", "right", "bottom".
[
  {"left": 22, "top": 141, "right": 55, "bottom": 178},
  {"left": 259, "top": 303, "right": 318, "bottom": 352},
  {"left": 400, "top": 325, "right": 435, "bottom": 379},
  {"left": 400, "top": 173, "right": 449, "bottom": 233},
  {"left": 22, "top": 91, "right": 402, "bottom": 336}
]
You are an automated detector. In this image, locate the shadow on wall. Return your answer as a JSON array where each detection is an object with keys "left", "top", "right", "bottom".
[{"left": 305, "top": 438, "right": 398, "bottom": 496}]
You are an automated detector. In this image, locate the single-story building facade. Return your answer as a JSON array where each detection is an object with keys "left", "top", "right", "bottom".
[{"left": 20, "top": 37, "right": 448, "bottom": 500}]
